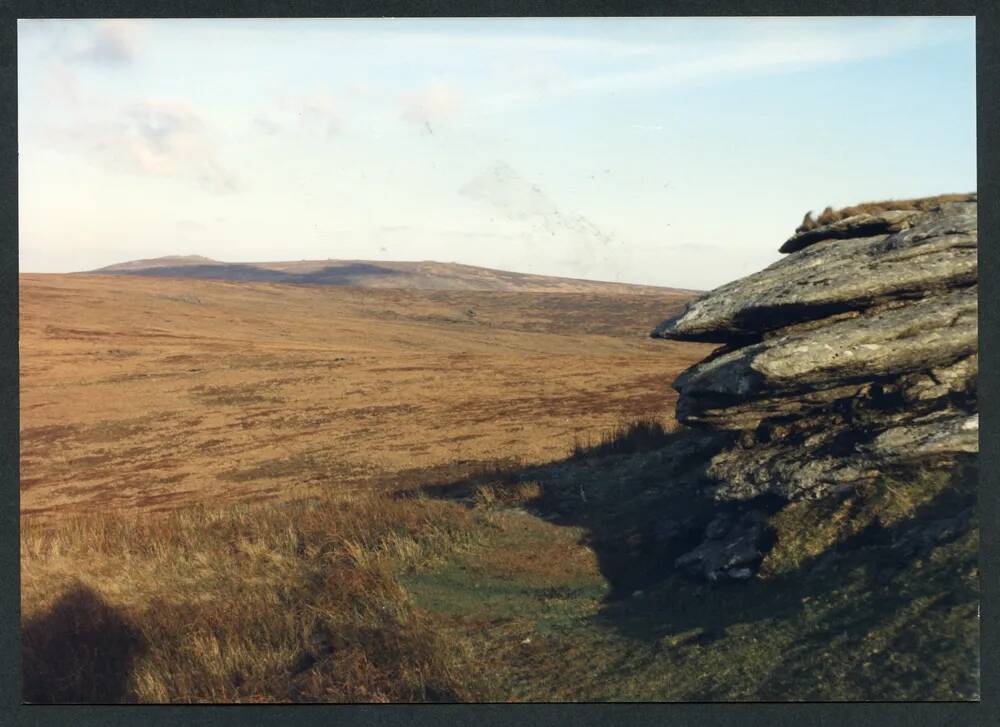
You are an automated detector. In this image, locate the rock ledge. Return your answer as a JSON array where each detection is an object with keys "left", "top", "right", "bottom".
[{"left": 652, "top": 195, "right": 978, "bottom": 579}]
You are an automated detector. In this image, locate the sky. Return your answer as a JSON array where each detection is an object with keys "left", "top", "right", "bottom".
[{"left": 18, "top": 17, "right": 976, "bottom": 289}]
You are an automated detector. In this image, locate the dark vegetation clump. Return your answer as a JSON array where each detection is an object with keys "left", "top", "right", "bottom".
[{"left": 570, "top": 417, "right": 673, "bottom": 460}]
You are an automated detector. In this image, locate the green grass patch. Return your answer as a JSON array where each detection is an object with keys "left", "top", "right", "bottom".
[
  {"left": 22, "top": 415, "right": 979, "bottom": 702},
  {"left": 401, "top": 450, "right": 979, "bottom": 701}
]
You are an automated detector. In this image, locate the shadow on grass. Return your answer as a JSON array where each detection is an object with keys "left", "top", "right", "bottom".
[
  {"left": 408, "top": 423, "right": 978, "bottom": 670},
  {"left": 22, "top": 584, "right": 146, "bottom": 704},
  {"left": 104, "top": 262, "right": 405, "bottom": 286},
  {"left": 568, "top": 417, "right": 677, "bottom": 460},
  {"left": 403, "top": 422, "right": 735, "bottom": 598}
]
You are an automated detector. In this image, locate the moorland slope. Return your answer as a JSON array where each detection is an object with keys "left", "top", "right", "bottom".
[
  {"left": 20, "top": 196, "right": 979, "bottom": 702},
  {"left": 90, "top": 255, "right": 692, "bottom": 294},
  {"left": 19, "top": 274, "right": 703, "bottom": 517}
]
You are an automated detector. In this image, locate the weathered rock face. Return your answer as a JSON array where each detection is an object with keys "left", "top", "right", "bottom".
[
  {"left": 653, "top": 194, "right": 978, "bottom": 515},
  {"left": 652, "top": 197, "right": 977, "bottom": 343},
  {"left": 674, "top": 509, "right": 771, "bottom": 582}
]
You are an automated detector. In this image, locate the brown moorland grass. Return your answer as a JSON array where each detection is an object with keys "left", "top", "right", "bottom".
[
  {"left": 22, "top": 273, "right": 975, "bottom": 702},
  {"left": 20, "top": 273, "right": 709, "bottom": 519},
  {"left": 831, "top": 192, "right": 976, "bottom": 220},
  {"left": 20, "top": 273, "right": 709, "bottom": 702},
  {"left": 20, "top": 426, "right": 978, "bottom": 702},
  {"left": 570, "top": 416, "right": 675, "bottom": 460},
  {"left": 21, "top": 488, "right": 495, "bottom": 702}
]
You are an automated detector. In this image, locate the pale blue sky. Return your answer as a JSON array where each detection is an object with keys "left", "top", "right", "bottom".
[{"left": 18, "top": 17, "right": 976, "bottom": 289}]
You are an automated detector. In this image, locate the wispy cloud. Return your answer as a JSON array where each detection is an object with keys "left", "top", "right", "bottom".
[
  {"left": 253, "top": 91, "right": 343, "bottom": 138},
  {"left": 40, "top": 60, "right": 82, "bottom": 105},
  {"left": 252, "top": 115, "right": 282, "bottom": 136},
  {"left": 71, "top": 20, "right": 145, "bottom": 66},
  {"left": 287, "top": 91, "right": 343, "bottom": 137},
  {"left": 459, "top": 161, "right": 622, "bottom": 279},
  {"left": 476, "top": 19, "right": 966, "bottom": 113},
  {"left": 57, "top": 99, "right": 239, "bottom": 193},
  {"left": 290, "top": 25, "right": 666, "bottom": 58},
  {"left": 399, "top": 81, "right": 463, "bottom": 132},
  {"left": 28, "top": 21, "right": 145, "bottom": 118}
]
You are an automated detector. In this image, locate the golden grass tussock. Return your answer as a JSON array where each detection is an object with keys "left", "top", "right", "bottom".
[
  {"left": 570, "top": 416, "right": 675, "bottom": 460},
  {"left": 472, "top": 480, "right": 543, "bottom": 510},
  {"left": 21, "top": 489, "right": 490, "bottom": 703},
  {"left": 831, "top": 192, "right": 976, "bottom": 220},
  {"left": 798, "top": 193, "right": 976, "bottom": 232}
]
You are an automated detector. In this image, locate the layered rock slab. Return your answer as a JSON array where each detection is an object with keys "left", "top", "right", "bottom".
[
  {"left": 673, "top": 285, "right": 977, "bottom": 428},
  {"left": 652, "top": 199, "right": 976, "bottom": 343},
  {"left": 650, "top": 195, "right": 978, "bottom": 575}
]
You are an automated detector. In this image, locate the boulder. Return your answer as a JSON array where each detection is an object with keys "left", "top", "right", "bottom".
[
  {"left": 673, "top": 286, "right": 977, "bottom": 427},
  {"left": 652, "top": 200, "right": 976, "bottom": 343},
  {"left": 675, "top": 509, "right": 770, "bottom": 582},
  {"left": 651, "top": 194, "right": 979, "bottom": 578}
]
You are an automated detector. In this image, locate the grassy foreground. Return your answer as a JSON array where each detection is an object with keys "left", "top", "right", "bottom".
[{"left": 21, "top": 422, "right": 979, "bottom": 702}]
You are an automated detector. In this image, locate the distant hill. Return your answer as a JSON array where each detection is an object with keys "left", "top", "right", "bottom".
[{"left": 87, "top": 256, "right": 692, "bottom": 294}]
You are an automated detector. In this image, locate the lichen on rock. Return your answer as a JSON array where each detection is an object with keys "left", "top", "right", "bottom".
[{"left": 651, "top": 194, "right": 978, "bottom": 580}]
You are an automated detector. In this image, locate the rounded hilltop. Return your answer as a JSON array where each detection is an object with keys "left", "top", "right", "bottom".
[{"left": 94, "top": 255, "right": 220, "bottom": 272}]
